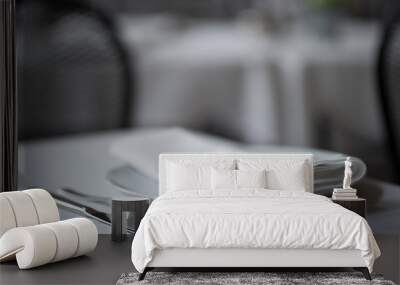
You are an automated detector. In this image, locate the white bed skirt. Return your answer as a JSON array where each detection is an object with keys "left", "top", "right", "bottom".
[{"left": 148, "top": 248, "right": 366, "bottom": 268}]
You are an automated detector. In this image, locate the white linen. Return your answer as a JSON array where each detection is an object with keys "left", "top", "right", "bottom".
[{"left": 131, "top": 190, "right": 380, "bottom": 273}]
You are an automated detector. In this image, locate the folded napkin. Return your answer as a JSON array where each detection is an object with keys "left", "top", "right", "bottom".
[{"left": 109, "top": 128, "right": 366, "bottom": 195}]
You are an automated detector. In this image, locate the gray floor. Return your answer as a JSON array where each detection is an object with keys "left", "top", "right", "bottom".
[{"left": 1, "top": 235, "right": 399, "bottom": 285}]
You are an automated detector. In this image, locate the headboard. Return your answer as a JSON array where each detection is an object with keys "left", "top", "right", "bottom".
[{"left": 159, "top": 153, "right": 314, "bottom": 195}]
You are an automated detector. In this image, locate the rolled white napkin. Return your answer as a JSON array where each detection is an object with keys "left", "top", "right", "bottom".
[
  {"left": 42, "top": 221, "right": 79, "bottom": 262},
  {"left": 0, "top": 196, "right": 17, "bottom": 237},
  {"left": 1, "top": 191, "right": 39, "bottom": 227},
  {"left": 0, "top": 218, "right": 98, "bottom": 269},
  {"left": 0, "top": 189, "right": 60, "bottom": 237},
  {"left": 64, "top": 218, "right": 98, "bottom": 257},
  {"left": 0, "top": 225, "right": 57, "bottom": 268},
  {"left": 24, "top": 189, "right": 59, "bottom": 224}
]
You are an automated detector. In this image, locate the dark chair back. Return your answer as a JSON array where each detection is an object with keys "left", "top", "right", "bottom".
[
  {"left": 17, "top": 0, "right": 133, "bottom": 140},
  {"left": 377, "top": 10, "right": 400, "bottom": 181}
]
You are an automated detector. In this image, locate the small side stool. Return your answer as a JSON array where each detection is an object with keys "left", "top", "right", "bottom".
[{"left": 112, "top": 197, "right": 149, "bottom": 242}]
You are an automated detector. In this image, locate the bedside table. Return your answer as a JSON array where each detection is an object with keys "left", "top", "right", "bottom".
[
  {"left": 331, "top": 198, "right": 366, "bottom": 218},
  {"left": 112, "top": 197, "right": 150, "bottom": 241}
]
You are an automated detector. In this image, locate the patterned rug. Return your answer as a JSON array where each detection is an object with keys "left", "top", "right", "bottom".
[{"left": 116, "top": 272, "right": 396, "bottom": 285}]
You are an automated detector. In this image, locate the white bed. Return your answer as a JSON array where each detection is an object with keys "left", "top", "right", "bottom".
[{"left": 131, "top": 153, "right": 380, "bottom": 280}]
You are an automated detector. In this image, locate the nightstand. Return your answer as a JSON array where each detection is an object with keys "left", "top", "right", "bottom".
[
  {"left": 112, "top": 197, "right": 150, "bottom": 241},
  {"left": 331, "top": 198, "right": 366, "bottom": 218}
]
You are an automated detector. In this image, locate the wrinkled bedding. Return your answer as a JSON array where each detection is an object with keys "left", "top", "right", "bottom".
[{"left": 131, "top": 190, "right": 380, "bottom": 272}]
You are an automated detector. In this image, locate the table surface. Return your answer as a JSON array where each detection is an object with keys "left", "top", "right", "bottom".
[{"left": 0, "top": 235, "right": 133, "bottom": 285}]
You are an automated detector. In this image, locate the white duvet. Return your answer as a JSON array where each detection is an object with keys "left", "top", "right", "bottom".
[{"left": 131, "top": 190, "right": 380, "bottom": 273}]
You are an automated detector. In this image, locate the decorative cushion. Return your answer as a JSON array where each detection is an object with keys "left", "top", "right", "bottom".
[
  {"left": 167, "top": 163, "right": 211, "bottom": 191},
  {"left": 237, "top": 159, "right": 307, "bottom": 191},
  {"left": 0, "top": 218, "right": 98, "bottom": 269},
  {"left": 166, "top": 160, "right": 235, "bottom": 191}
]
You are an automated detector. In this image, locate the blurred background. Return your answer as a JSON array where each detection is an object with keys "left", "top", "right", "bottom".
[
  {"left": 16, "top": 0, "right": 400, "bottom": 184},
  {"left": 14, "top": 2, "right": 400, "bottom": 280}
]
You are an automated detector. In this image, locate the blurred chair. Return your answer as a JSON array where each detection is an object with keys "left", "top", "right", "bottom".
[
  {"left": 17, "top": 0, "right": 133, "bottom": 140},
  {"left": 377, "top": 10, "right": 400, "bottom": 182}
]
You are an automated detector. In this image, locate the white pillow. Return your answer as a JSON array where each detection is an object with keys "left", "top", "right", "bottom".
[
  {"left": 166, "top": 160, "right": 235, "bottom": 191},
  {"left": 211, "top": 169, "right": 268, "bottom": 190},
  {"left": 237, "top": 169, "right": 267, "bottom": 188},
  {"left": 237, "top": 159, "right": 307, "bottom": 191},
  {"left": 211, "top": 168, "right": 236, "bottom": 189},
  {"left": 167, "top": 163, "right": 211, "bottom": 191}
]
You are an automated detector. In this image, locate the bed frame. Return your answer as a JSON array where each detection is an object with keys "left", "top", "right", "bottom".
[
  {"left": 141, "top": 249, "right": 370, "bottom": 280},
  {"left": 139, "top": 153, "right": 371, "bottom": 280}
]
